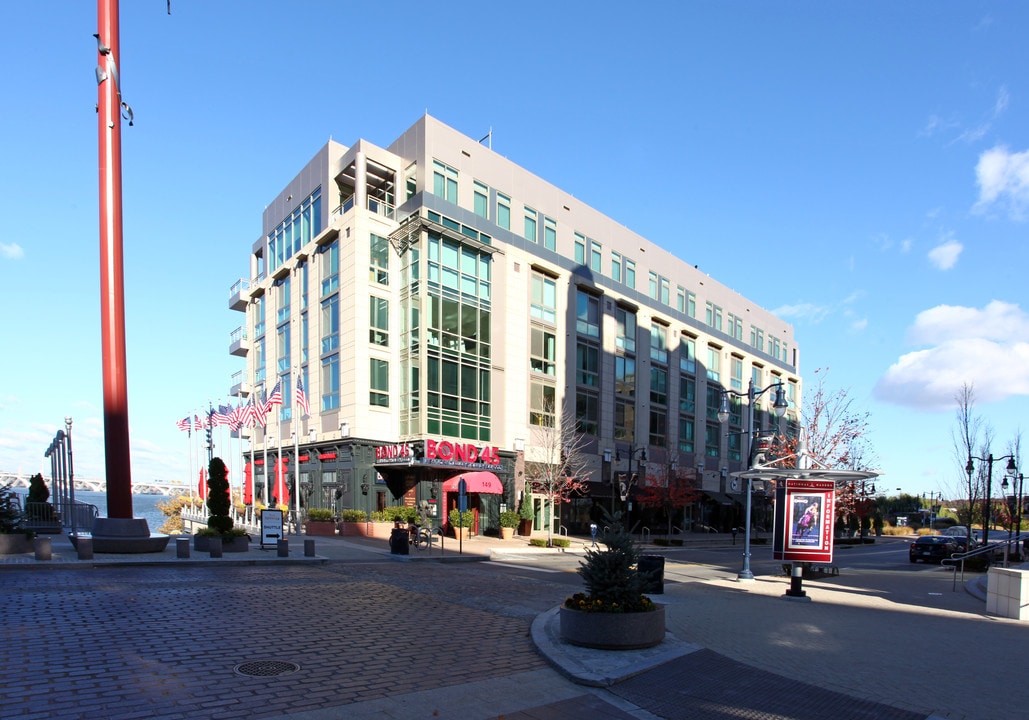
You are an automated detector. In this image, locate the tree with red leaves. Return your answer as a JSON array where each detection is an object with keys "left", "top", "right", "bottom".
[{"left": 636, "top": 464, "right": 703, "bottom": 536}]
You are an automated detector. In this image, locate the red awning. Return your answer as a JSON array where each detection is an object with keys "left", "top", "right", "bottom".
[{"left": 442, "top": 471, "right": 504, "bottom": 494}]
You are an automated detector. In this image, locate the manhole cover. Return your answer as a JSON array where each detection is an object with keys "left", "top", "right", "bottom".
[{"left": 233, "top": 660, "right": 300, "bottom": 678}]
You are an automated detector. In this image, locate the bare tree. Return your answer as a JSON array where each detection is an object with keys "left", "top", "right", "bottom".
[
  {"left": 524, "top": 402, "right": 591, "bottom": 547},
  {"left": 949, "top": 383, "right": 985, "bottom": 537}
]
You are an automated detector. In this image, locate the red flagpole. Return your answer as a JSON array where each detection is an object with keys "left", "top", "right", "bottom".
[{"left": 97, "top": 0, "right": 133, "bottom": 519}]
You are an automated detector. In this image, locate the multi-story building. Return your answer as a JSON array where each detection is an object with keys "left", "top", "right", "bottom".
[{"left": 227, "top": 115, "right": 800, "bottom": 536}]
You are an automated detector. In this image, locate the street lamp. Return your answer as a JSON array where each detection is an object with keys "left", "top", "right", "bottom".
[
  {"left": 718, "top": 379, "right": 789, "bottom": 581},
  {"left": 616, "top": 445, "right": 647, "bottom": 532},
  {"left": 1001, "top": 470, "right": 1023, "bottom": 561},
  {"left": 966, "top": 454, "right": 1016, "bottom": 545}
]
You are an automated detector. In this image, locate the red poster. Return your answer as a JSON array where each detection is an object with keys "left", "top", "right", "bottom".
[{"left": 774, "top": 480, "right": 836, "bottom": 563}]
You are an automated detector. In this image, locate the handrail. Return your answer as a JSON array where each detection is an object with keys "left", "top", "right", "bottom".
[
  {"left": 944, "top": 537, "right": 1025, "bottom": 590},
  {"left": 641, "top": 526, "right": 651, "bottom": 543},
  {"left": 559, "top": 524, "right": 567, "bottom": 537}
]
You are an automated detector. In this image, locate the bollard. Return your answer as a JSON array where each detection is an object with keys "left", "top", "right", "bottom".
[
  {"left": 304, "top": 539, "right": 316, "bottom": 557},
  {"left": 277, "top": 539, "right": 289, "bottom": 557},
  {"left": 176, "top": 538, "right": 190, "bottom": 559},
  {"left": 34, "top": 537, "right": 52, "bottom": 561},
  {"left": 76, "top": 537, "right": 94, "bottom": 560},
  {"left": 209, "top": 536, "right": 223, "bottom": 558}
]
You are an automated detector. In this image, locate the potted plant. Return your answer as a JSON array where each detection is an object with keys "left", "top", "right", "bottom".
[
  {"left": 517, "top": 498, "right": 534, "bottom": 536},
  {"left": 0, "top": 486, "right": 34, "bottom": 554},
  {"left": 559, "top": 510, "right": 665, "bottom": 650},
  {"left": 499, "top": 510, "right": 520, "bottom": 540},
  {"left": 194, "top": 457, "right": 250, "bottom": 552},
  {"left": 304, "top": 508, "right": 336, "bottom": 536},
  {"left": 449, "top": 508, "right": 474, "bottom": 540}
]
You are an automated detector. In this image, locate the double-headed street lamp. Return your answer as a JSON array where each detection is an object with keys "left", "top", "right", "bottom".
[
  {"left": 1001, "top": 471, "right": 1023, "bottom": 561},
  {"left": 966, "top": 454, "right": 1016, "bottom": 545},
  {"left": 616, "top": 445, "right": 647, "bottom": 531},
  {"left": 718, "top": 379, "right": 789, "bottom": 581}
]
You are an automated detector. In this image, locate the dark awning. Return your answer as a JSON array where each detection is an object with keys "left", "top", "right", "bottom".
[
  {"left": 703, "top": 492, "right": 736, "bottom": 505},
  {"left": 442, "top": 471, "right": 504, "bottom": 494}
]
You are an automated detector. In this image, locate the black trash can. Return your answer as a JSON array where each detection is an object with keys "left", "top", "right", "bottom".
[
  {"left": 390, "top": 528, "right": 409, "bottom": 555},
  {"left": 639, "top": 554, "right": 664, "bottom": 594}
]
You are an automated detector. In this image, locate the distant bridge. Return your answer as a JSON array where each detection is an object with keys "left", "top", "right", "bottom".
[{"left": 0, "top": 471, "right": 190, "bottom": 497}]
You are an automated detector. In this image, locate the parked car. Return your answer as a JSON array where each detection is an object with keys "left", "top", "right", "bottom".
[
  {"left": 909, "top": 535, "right": 960, "bottom": 563},
  {"left": 939, "top": 527, "right": 978, "bottom": 553}
]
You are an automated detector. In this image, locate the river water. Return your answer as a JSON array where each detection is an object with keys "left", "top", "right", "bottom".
[{"left": 16, "top": 489, "right": 172, "bottom": 534}]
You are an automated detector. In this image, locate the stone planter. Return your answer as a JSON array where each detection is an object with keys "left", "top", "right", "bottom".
[
  {"left": 193, "top": 535, "right": 250, "bottom": 553},
  {"left": 0, "top": 533, "right": 33, "bottom": 555},
  {"left": 340, "top": 522, "right": 393, "bottom": 539},
  {"left": 304, "top": 520, "right": 336, "bottom": 537},
  {"left": 559, "top": 604, "right": 666, "bottom": 650},
  {"left": 500, "top": 526, "right": 516, "bottom": 540}
]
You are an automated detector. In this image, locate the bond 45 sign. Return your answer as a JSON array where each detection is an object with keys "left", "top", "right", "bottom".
[{"left": 773, "top": 479, "right": 836, "bottom": 564}]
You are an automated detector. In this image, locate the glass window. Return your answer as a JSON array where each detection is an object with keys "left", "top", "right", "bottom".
[
  {"left": 531, "top": 326, "right": 557, "bottom": 375},
  {"left": 680, "top": 335, "right": 696, "bottom": 374},
  {"left": 676, "top": 286, "right": 686, "bottom": 314},
  {"left": 706, "top": 346, "right": 721, "bottom": 382},
  {"left": 706, "top": 383, "right": 722, "bottom": 421},
  {"left": 497, "top": 193, "right": 510, "bottom": 230},
  {"left": 615, "top": 355, "right": 635, "bottom": 397},
  {"left": 731, "top": 356, "right": 744, "bottom": 392},
  {"left": 660, "top": 277, "right": 670, "bottom": 306},
  {"left": 530, "top": 274, "right": 557, "bottom": 324},
  {"left": 473, "top": 181, "right": 489, "bottom": 219},
  {"left": 321, "top": 353, "right": 339, "bottom": 411},
  {"left": 543, "top": 216, "right": 557, "bottom": 251},
  {"left": 276, "top": 276, "right": 291, "bottom": 324},
  {"left": 705, "top": 302, "right": 723, "bottom": 332},
  {"left": 649, "top": 271, "right": 659, "bottom": 300},
  {"left": 611, "top": 252, "right": 622, "bottom": 282},
  {"left": 705, "top": 423, "right": 720, "bottom": 458},
  {"left": 615, "top": 306, "right": 636, "bottom": 353},
  {"left": 679, "top": 375, "right": 695, "bottom": 414},
  {"left": 576, "top": 341, "right": 599, "bottom": 387},
  {"left": 370, "top": 296, "right": 389, "bottom": 346},
  {"left": 576, "top": 391, "right": 599, "bottom": 436},
  {"left": 727, "top": 313, "right": 743, "bottom": 341},
  {"left": 615, "top": 399, "right": 634, "bottom": 442},
  {"left": 320, "top": 295, "right": 339, "bottom": 354},
  {"left": 625, "top": 258, "right": 636, "bottom": 289},
  {"left": 574, "top": 232, "right": 586, "bottom": 265},
  {"left": 649, "top": 410, "right": 667, "bottom": 447},
  {"left": 686, "top": 291, "right": 696, "bottom": 318},
  {"left": 576, "top": 291, "right": 600, "bottom": 338},
  {"left": 530, "top": 381, "right": 556, "bottom": 427},
  {"left": 320, "top": 240, "right": 339, "bottom": 296},
  {"left": 370, "top": 358, "right": 389, "bottom": 407},
  {"left": 276, "top": 323, "right": 291, "bottom": 374},
  {"left": 370, "top": 234, "right": 389, "bottom": 285},
  {"left": 589, "top": 240, "right": 602, "bottom": 272},
  {"left": 524, "top": 206, "right": 538, "bottom": 243},
  {"left": 432, "top": 160, "right": 458, "bottom": 202},
  {"left": 650, "top": 366, "right": 668, "bottom": 406},
  {"left": 650, "top": 323, "right": 667, "bottom": 364},
  {"left": 678, "top": 417, "right": 694, "bottom": 453}
]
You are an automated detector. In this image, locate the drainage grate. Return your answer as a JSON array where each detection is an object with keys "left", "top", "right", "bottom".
[{"left": 233, "top": 660, "right": 301, "bottom": 678}]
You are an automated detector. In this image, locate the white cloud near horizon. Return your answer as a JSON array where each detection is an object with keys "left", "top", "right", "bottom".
[
  {"left": 974, "top": 145, "right": 1029, "bottom": 219},
  {"left": 1, "top": 242, "right": 24, "bottom": 259},
  {"left": 875, "top": 301, "right": 1029, "bottom": 410}
]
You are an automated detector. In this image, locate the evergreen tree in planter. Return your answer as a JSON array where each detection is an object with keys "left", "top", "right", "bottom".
[
  {"left": 571, "top": 510, "right": 654, "bottom": 612},
  {"left": 206, "top": 457, "right": 233, "bottom": 534}
]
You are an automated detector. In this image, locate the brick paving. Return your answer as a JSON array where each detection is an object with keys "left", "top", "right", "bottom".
[{"left": 3, "top": 533, "right": 1026, "bottom": 719}]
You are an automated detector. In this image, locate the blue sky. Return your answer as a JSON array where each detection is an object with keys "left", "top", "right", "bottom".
[{"left": 1, "top": 1, "right": 1026, "bottom": 500}]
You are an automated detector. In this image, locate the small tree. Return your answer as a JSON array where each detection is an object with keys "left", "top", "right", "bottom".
[
  {"left": 636, "top": 465, "right": 702, "bottom": 536},
  {"left": 570, "top": 509, "right": 655, "bottom": 613},
  {"left": 1, "top": 486, "right": 28, "bottom": 535},
  {"left": 27, "top": 473, "right": 56, "bottom": 519},
  {"left": 206, "top": 457, "right": 233, "bottom": 534},
  {"left": 525, "top": 402, "right": 590, "bottom": 546}
]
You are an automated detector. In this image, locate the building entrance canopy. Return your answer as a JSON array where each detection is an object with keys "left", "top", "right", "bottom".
[{"left": 442, "top": 471, "right": 504, "bottom": 494}]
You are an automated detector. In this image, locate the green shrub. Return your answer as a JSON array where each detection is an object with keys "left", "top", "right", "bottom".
[
  {"left": 568, "top": 509, "right": 655, "bottom": 613},
  {"left": 551, "top": 537, "right": 570, "bottom": 548},
  {"left": 307, "top": 508, "right": 333, "bottom": 522},
  {"left": 372, "top": 506, "right": 416, "bottom": 523},
  {"left": 340, "top": 509, "right": 368, "bottom": 522},
  {"left": 449, "top": 509, "right": 474, "bottom": 528},
  {"left": 0, "top": 486, "right": 30, "bottom": 535},
  {"left": 518, "top": 499, "right": 534, "bottom": 521},
  {"left": 206, "top": 457, "right": 233, "bottom": 534},
  {"left": 529, "top": 538, "right": 548, "bottom": 547},
  {"left": 499, "top": 510, "right": 520, "bottom": 528}
]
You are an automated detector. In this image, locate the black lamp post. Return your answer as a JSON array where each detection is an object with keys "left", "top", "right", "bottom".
[
  {"left": 616, "top": 445, "right": 647, "bottom": 531},
  {"left": 1001, "top": 470, "right": 1023, "bottom": 561},
  {"left": 966, "top": 454, "right": 1016, "bottom": 545},
  {"left": 718, "top": 379, "right": 789, "bottom": 581}
]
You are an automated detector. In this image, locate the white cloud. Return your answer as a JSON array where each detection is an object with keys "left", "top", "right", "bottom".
[
  {"left": 927, "top": 239, "right": 962, "bottom": 270},
  {"left": 875, "top": 301, "right": 1029, "bottom": 410},
  {"left": 850, "top": 318, "right": 868, "bottom": 333},
  {"left": 900, "top": 238, "right": 912, "bottom": 253},
  {"left": 1, "top": 242, "right": 24, "bottom": 260},
  {"left": 973, "top": 145, "right": 1029, "bottom": 219},
  {"left": 771, "top": 302, "right": 832, "bottom": 323}
]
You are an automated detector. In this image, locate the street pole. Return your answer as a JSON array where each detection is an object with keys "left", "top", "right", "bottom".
[{"left": 740, "top": 382, "right": 755, "bottom": 581}]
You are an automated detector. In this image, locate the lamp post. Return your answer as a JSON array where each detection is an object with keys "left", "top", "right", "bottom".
[
  {"left": 602, "top": 448, "right": 614, "bottom": 516},
  {"left": 616, "top": 445, "right": 647, "bottom": 532},
  {"left": 1001, "top": 470, "right": 1023, "bottom": 561},
  {"left": 966, "top": 454, "right": 1016, "bottom": 545},
  {"left": 718, "top": 379, "right": 789, "bottom": 581}
]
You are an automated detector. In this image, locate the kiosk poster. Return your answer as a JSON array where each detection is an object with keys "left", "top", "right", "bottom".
[
  {"left": 773, "top": 479, "right": 835, "bottom": 563},
  {"left": 261, "top": 508, "right": 283, "bottom": 549}
]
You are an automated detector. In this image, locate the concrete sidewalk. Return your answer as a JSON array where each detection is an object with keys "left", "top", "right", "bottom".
[{"left": 2, "top": 530, "right": 1025, "bottom": 719}]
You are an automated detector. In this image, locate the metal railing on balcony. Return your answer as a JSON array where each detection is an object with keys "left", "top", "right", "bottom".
[{"left": 229, "top": 278, "right": 250, "bottom": 297}]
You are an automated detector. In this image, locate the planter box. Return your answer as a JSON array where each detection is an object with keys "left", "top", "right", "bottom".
[
  {"left": 193, "top": 535, "right": 250, "bottom": 553},
  {"left": 559, "top": 604, "right": 666, "bottom": 650},
  {"left": 0, "top": 534, "right": 33, "bottom": 555},
  {"left": 304, "top": 520, "right": 336, "bottom": 537},
  {"left": 500, "top": 527, "right": 515, "bottom": 540},
  {"left": 339, "top": 522, "right": 394, "bottom": 539}
]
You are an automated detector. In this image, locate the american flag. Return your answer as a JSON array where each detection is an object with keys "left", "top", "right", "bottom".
[
  {"left": 228, "top": 403, "right": 245, "bottom": 431},
  {"left": 195, "top": 413, "right": 206, "bottom": 430},
  {"left": 176, "top": 416, "right": 191, "bottom": 433},
  {"left": 213, "top": 404, "right": 232, "bottom": 427},
  {"left": 295, "top": 376, "right": 309, "bottom": 416},
  {"left": 265, "top": 381, "right": 283, "bottom": 412},
  {"left": 248, "top": 397, "right": 263, "bottom": 427}
]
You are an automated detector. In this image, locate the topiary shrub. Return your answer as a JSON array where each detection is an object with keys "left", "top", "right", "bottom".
[
  {"left": 27, "top": 474, "right": 56, "bottom": 520},
  {"left": 206, "top": 457, "right": 233, "bottom": 534}
]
